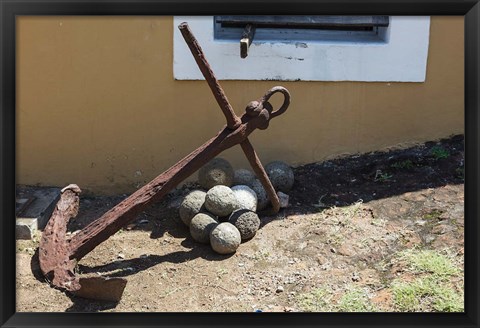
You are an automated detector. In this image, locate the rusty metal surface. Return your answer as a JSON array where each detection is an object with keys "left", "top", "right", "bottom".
[
  {"left": 178, "top": 22, "right": 241, "bottom": 130},
  {"left": 39, "top": 184, "right": 81, "bottom": 291},
  {"left": 38, "top": 22, "right": 291, "bottom": 300}
]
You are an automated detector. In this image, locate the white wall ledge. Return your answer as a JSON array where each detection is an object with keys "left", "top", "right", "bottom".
[{"left": 174, "top": 16, "right": 430, "bottom": 82}]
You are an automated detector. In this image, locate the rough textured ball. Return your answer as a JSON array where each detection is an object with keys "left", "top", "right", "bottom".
[
  {"left": 179, "top": 190, "right": 206, "bottom": 227},
  {"left": 205, "top": 185, "right": 238, "bottom": 217},
  {"left": 229, "top": 209, "right": 261, "bottom": 240},
  {"left": 190, "top": 213, "right": 218, "bottom": 244},
  {"left": 231, "top": 185, "right": 257, "bottom": 212},
  {"left": 165, "top": 196, "right": 184, "bottom": 224},
  {"left": 210, "top": 222, "right": 241, "bottom": 254},
  {"left": 265, "top": 161, "right": 295, "bottom": 192},
  {"left": 233, "top": 169, "right": 256, "bottom": 187},
  {"left": 250, "top": 179, "right": 270, "bottom": 211},
  {"left": 198, "top": 158, "right": 234, "bottom": 189}
]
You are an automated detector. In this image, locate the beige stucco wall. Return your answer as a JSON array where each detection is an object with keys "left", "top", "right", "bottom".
[{"left": 16, "top": 16, "right": 464, "bottom": 194}]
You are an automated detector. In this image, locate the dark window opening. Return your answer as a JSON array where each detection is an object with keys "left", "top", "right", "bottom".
[{"left": 214, "top": 15, "right": 390, "bottom": 43}]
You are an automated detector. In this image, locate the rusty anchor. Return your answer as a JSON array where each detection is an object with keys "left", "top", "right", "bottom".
[{"left": 38, "top": 22, "right": 291, "bottom": 301}]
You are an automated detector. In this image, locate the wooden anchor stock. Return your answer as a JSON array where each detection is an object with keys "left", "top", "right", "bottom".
[{"left": 38, "top": 22, "right": 291, "bottom": 300}]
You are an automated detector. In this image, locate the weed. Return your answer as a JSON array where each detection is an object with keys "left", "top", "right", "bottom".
[
  {"left": 374, "top": 170, "right": 393, "bottom": 182},
  {"left": 216, "top": 268, "right": 228, "bottom": 276},
  {"left": 398, "top": 249, "right": 460, "bottom": 276},
  {"left": 371, "top": 217, "right": 387, "bottom": 228},
  {"left": 297, "top": 286, "right": 378, "bottom": 312},
  {"left": 337, "top": 287, "right": 377, "bottom": 312},
  {"left": 326, "top": 232, "right": 344, "bottom": 247},
  {"left": 392, "top": 276, "right": 463, "bottom": 312},
  {"left": 296, "top": 287, "right": 332, "bottom": 312},
  {"left": 391, "top": 160, "right": 414, "bottom": 170},
  {"left": 391, "top": 249, "right": 463, "bottom": 312},
  {"left": 422, "top": 209, "right": 443, "bottom": 221},
  {"left": 430, "top": 146, "right": 450, "bottom": 160},
  {"left": 252, "top": 250, "right": 271, "bottom": 261}
]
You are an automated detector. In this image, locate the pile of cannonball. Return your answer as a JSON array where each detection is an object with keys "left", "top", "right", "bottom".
[{"left": 178, "top": 158, "right": 294, "bottom": 255}]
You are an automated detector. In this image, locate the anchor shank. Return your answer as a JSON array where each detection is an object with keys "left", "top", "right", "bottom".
[
  {"left": 178, "top": 22, "right": 241, "bottom": 130},
  {"left": 240, "top": 139, "right": 280, "bottom": 213},
  {"left": 68, "top": 115, "right": 263, "bottom": 261}
]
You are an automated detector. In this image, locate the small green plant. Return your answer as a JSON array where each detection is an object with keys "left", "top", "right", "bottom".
[
  {"left": 296, "top": 287, "right": 332, "bottom": 312},
  {"left": 430, "top": 146, "right": 450, "bottom": 160},
  {"left": 374, "top": 170, "right": 393, "bottom": 182},
  {"left": 337, "top": 287, "right": 377, "bottom": 312},
  {"left": 422, "top": 209, "right": 443, "bottom": 220},
  {"left": 398, "top": 249, "right": 460, "bottom": 276},
  {"left": 392, "top": 276, "right": 463, "bottom": 312},
  {"left": 391, "top": 249, "right": 463, "bottom": 312},
  {"left": 391, "top": 160, "right": 414, "bottom": 170}
]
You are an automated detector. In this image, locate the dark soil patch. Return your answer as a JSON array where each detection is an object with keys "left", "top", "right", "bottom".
[{"left": 290, "top": 134, "right": 464, "bottom": 212}]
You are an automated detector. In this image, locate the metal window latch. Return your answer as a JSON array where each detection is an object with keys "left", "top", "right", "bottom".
[
  {"left": 38, "top": 22, "right": 291, "bottom": 301},
  {"left": 240, "top": 24, "right": 256, "bottom": 58}
]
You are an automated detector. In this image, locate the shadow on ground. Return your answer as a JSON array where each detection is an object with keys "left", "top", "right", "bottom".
[{"left": 32, "top": 135, "right": 464, "bottom": 311}]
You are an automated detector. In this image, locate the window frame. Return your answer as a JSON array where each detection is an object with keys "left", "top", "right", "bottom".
[{"left": 173, "top": 16, "right": 431, "bottom": 82}]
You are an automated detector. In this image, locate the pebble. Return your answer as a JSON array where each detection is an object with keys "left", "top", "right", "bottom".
[
  {"left": 415, "top": 219, "right": 427, "bottom": 226},
  {"left": 276, "top": 286, "right": 284, "bottom": 293},
  {"left": 277, "top": 191, "right": 289, "bottom": 208},
  {"left": 352, "top": 272, "right": 360, "bottom": 282}
]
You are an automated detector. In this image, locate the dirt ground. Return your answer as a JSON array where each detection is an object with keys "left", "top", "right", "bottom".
[{"left": 16, "top": 135, "right": 464, "bottom": 312}]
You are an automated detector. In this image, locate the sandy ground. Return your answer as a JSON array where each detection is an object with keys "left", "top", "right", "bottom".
[{"left": 16, "top": 135, "right": 464, "bottom": 312}]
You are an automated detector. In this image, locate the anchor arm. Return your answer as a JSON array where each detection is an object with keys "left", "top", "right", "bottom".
[{"left": 68, "top": 111, "right": 276, "bottom": 261}]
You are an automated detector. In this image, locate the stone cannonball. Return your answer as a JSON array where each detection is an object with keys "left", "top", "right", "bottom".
[
  {"left": 205, "top": 185, "right": 238, "bottom": 217},
  {"left": 229, "top": 209, "right": 261, "bottom": 240},
  {"left": 179, "top": 190, "right": 206, "bottom": 227},
  {"left": 250, "top": 179, "right": 270, "bottom": 211},
  {"left": 233, "top": 169, "right": 256, "bottom": 187},
  {"left": 165, "top": 196, "right": 184, "bottom": 224},
  {"left": 198, "top": 158, "right": 234, "bottom": 189},
  {"left": 231, "top": 185, "right": 257, "bottom": 212},
  {"left": 210, "top": 222, "right": 241, "bottom": 254},
  {"left": 190, "top": 213, "right": 218, "bottom": 244},
  {"left": 265, "top": 161, "right": 295, "bottom": 192}
]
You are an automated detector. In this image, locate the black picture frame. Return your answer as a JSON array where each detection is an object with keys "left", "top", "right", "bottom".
[{"left": 1, "top": 1, "right": 478, "bottom": 327}]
